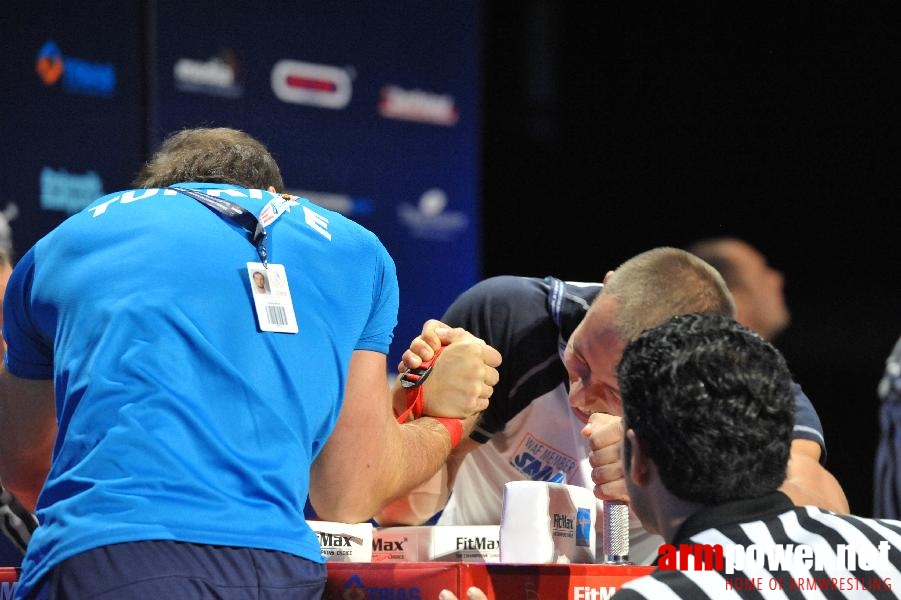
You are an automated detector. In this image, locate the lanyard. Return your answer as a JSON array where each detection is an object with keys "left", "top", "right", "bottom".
[{"left": 171, "top": 186, "right": 297, "bottom": 265}]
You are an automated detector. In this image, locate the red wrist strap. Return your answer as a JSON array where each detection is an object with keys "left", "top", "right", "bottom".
[
  {"left": 396, "top": 387, "right": 424, "bottom": 423},
  {"left": 396, "top": 346, "right": 444, "bottom": 423},
  {"left": 433, "top": 417, "right": 463, "bottom": 449}
]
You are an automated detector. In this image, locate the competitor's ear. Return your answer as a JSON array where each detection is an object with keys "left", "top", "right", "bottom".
[
  {"left": 268, "top": 186, "right": 278, "bottom": 193},
  {"left": 624, "top": 429, "right": 651, "bottom": 486},
  {"left": 602, "top": 270, "right": 615, "bottom": 285}
]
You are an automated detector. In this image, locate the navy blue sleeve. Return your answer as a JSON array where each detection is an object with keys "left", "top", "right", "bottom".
[
  {"left": 791, "top": 382, "right": 827, "bottom": 464},
  {"left": 441, "top": 276, "right": 567, "bottom": 442},
  {"left": 0, "top": 536, "right": 22, "bottom": 567}
]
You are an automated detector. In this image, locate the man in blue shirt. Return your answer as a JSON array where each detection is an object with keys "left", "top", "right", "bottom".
[{"left": 0, "top": 127, "right": 500, "bottom": 599}]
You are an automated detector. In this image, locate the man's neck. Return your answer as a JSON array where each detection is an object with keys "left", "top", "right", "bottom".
[{"left": 652, "top": 486, "right": 707, "bottom": 544}]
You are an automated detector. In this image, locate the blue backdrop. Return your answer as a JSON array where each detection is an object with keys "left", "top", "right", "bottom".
[{"left": 1, "top": 1, "right": 481, "bottom": 367}]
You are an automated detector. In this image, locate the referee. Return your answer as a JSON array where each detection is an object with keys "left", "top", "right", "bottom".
[{"left": 612, "top": 313, "right": 901, "bottom": 599}]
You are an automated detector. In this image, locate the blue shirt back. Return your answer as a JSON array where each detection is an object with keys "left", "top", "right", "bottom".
[{"left": 3, "top": 184, "right": 399, "bottom": 597}]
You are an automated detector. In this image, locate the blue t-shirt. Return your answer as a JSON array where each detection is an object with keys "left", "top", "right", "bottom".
[{"left": 3, "top": 184, "right": 399, "bottom": 597}]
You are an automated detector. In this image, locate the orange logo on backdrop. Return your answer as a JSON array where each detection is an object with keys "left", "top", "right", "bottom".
[{"left": 36, "top": 55, "right": 64, "bottom": 85}]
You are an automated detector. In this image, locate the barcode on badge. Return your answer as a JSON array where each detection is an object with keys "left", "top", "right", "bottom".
[{"left": 266, "top": 304, "right": 288, "bottom": 326}]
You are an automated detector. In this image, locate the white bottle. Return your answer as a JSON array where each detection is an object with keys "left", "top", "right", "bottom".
[{"left": 499, "top": 480, "right": 596, "bottom": 563}]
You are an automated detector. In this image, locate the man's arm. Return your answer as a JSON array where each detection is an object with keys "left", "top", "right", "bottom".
[
  {"left": 785, "top": 384, "right": 849, "bottom": 513},
  {"left": 781, "top": 439, "right": 849, "bottom": 513},
  {"left": 379, "top": 277, "right": 570, "bottom": 525},
  {"left": 0, "top": 369, "right": 56, "bottom": 513},
  {"left": 584, "top": 415, "right": 851, "bottom": 514},
  {"left": 310, "top": 337, "right": 500, "bottom": 524},
  {"left": 375, "top": 436, "right": 480, "bottom": 526},
  {"left": 377, "top": 321, "right": 494, "bottom": 525}
]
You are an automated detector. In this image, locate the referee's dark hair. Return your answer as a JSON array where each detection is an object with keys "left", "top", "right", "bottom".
[{"left": 618, "top": 312, "right": 794, "bottom": 504}]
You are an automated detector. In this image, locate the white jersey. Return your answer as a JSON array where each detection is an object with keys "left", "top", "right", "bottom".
[
  {"left": 435, "top": 275, "right": 827, "bottom": 566},
  {"left": 438, "top": 381, "right": 663, "bottom": 564}
]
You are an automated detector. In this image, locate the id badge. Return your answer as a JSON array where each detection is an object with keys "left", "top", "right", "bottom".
[{"left": 246, "top": 262, "right": 299, "bottom": 333}]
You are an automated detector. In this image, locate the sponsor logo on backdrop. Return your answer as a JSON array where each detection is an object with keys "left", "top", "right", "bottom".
[
  {"left": 271, "top": 59, "right": 353, "bottom": 109},
  {"left": 397, "top": 188, "right": 468, "bottom": 240},
  {"left": 40, "top": 167, "right": 104, "bottom": 213},
  {"left": 0, "top": 203, "right": 19, "bottom": 255},
  {"left": 286, "top": 188, "right": 373, "bottom": 218},
  {"left": 35, "top": 40, "right": 115, "bottom": 97},
  {"left": 174, "top": 50, "right": 243, "bottom": 98},
  {"left": 574, "top": 587, "right": 616, "bottom": 600},
  {"left": 378, "top": 85, "right": 459, "bottom": 126},
  {"left": 340, "top": 574, "right": 419, "bottom": 600}
]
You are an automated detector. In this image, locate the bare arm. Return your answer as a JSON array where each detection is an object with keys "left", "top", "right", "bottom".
[
  {"left": 377, "top": 321, "right": 496, "bottom": 525},
  {"left": 310, "top": 338, "right": 500, "bottom": 523},
  {"left": 584, "top": 415, "right": 851, "bottom": 514},
  {"left": 375, "top": 435, "right": 481, "bottom": 525},
  {"left": 780, "top": 439, "right": 849, "bottom": 514},
  {"left": 0, "top": 369, "right": 56, "bottom": 512}
]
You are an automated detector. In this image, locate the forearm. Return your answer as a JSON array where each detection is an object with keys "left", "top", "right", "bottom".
[
  {"left": 375, "top": 467, "right": 449, "bottom": 526},
  {"left": 311, "top": 409, "right": 457, "bottom": 523},
  {"left": 392, "top": 376, "right": 414, "bottom": 422},
  {"left": 781, "top": 439, "right": 849, "bottom": 514},
  {"left": 780, "top": 458, "right": 849, "bottom": 514},
  {"left": 374, "top": 431, "right": 480, "bottom": 525},
  {"left": 0, "top": 432, "right": 53, "bottom": 513},
  {"left": 0, "top": 371, "right": 56, "bottom": 512},
  {"left": 780, "top": 474, "right": 849, "bottom": 514},
  {"left": 311, "top": 342, "right": 496, "bottom": 523}
]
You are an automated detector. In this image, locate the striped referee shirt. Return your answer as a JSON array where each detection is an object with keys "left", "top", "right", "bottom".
[{"left": 613, "top": 492, "right": 901, "bottom": 599}]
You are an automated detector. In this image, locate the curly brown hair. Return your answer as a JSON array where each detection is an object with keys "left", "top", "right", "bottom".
[{"left": 132, "top": 127, "right": 284, "bottom": 191}]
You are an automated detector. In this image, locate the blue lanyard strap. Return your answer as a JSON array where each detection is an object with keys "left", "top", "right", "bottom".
[{"left": 170, "top": 186, "right": 269, "bottom": 263}]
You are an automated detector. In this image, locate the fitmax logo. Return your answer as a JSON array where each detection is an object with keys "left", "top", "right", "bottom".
[
  {"left": 456, "top": 537, "right": 498, "bottom": 550},
  {"left": 316, "top": 532, "right": 356, "bottom": 547},
  {"left": 573, "top": 586, "right": 616, "bottom": 600},
  {"left": 373, "top": 538, "right": 406, "bottom": 551},
  {"left": 35, "top": 40, "right": 115, "bottom": 96}
]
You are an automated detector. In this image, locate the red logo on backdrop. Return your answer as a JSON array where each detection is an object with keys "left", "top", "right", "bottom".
[
  {"left": 270, "top": 59, "right": 352, "bottom": 109},
  {"left": 378, "top": 85, "right": 459, "bottom": 126}
]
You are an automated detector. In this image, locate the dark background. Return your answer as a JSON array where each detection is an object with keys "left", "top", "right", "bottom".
[
  {"left": 479, "top": 2, "right": 901, "bottom": 516},
  {"left": 2, "top": 1, "right": 897, "bottom": 518}
]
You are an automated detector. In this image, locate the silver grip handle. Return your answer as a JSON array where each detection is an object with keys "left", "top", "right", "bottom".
[{"left": 602, "top": 499, "right": 630, "bottom": 564}]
